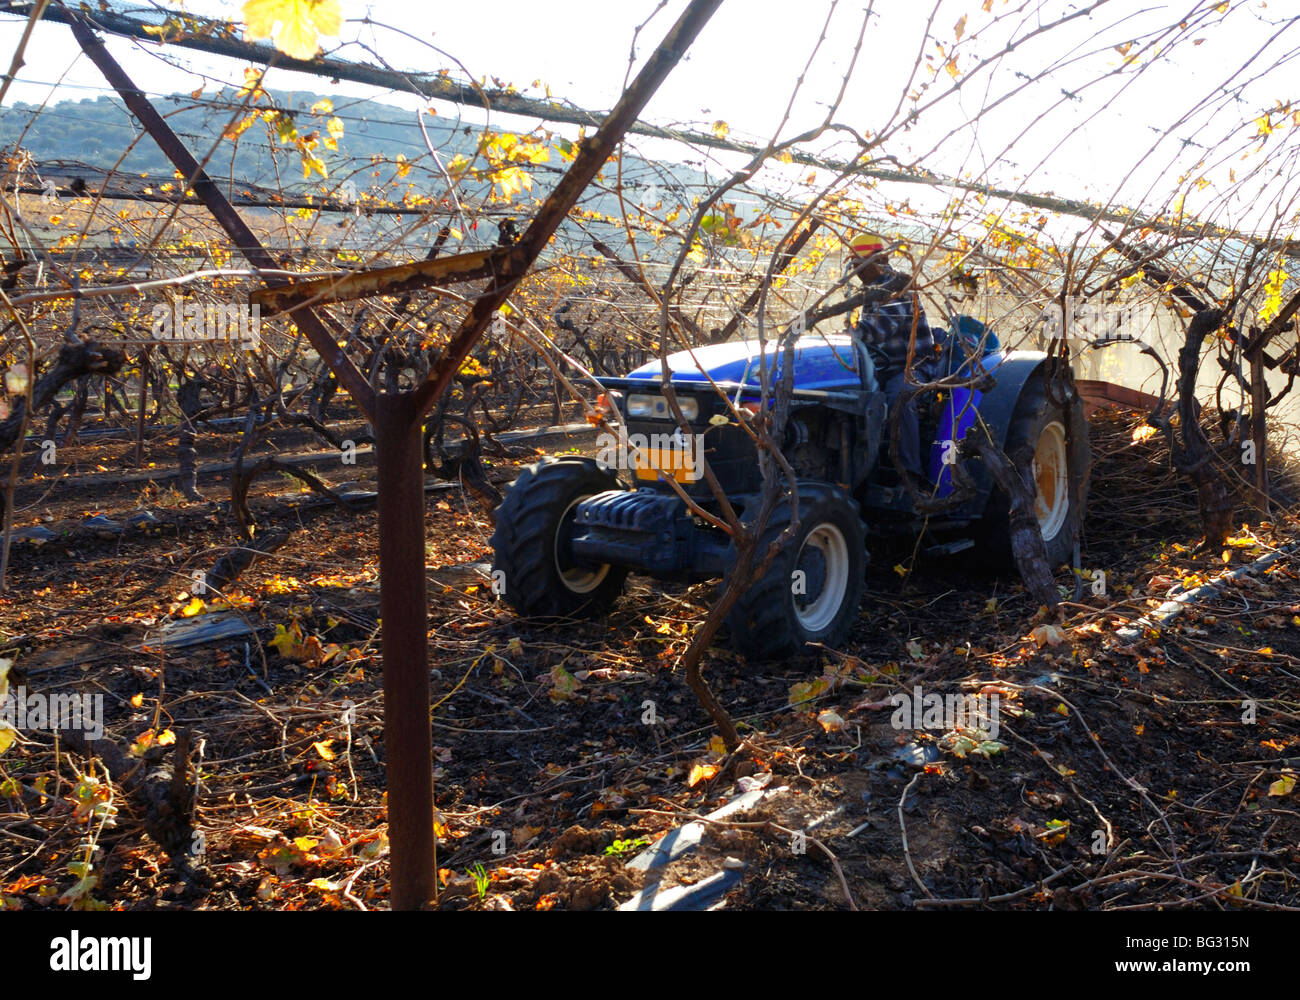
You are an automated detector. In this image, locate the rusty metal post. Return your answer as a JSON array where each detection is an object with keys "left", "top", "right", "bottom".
[
  {"left": 1249, "top": 346, "right": 1269, "bottom": 508},
  {"left": 133, "top": 345, "right": 149, "bottom": 468},
  {"left": 373, "top": 391, "right": 434, "bottom": 908}
]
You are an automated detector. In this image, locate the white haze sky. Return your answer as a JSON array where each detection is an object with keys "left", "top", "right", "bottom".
[{"left": 0, "top": 1, "right": 1297, "bottom": 235}]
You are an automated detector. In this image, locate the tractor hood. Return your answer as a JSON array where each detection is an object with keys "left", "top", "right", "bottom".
[{"left": 621, "top": 335, "right": 864, "bottom": 393}]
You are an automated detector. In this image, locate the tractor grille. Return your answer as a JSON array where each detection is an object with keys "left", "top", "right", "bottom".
[
  {"left": 572, "top": 490, "right": 689, "bottom": 573},
  {"left": 575, "top": 489, "right": 681, "bottom": 533}
]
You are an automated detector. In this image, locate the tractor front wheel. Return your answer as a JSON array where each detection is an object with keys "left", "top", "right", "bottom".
[
  {"left": 724, "top": 486, "right": 866, "bottom": 660},
  {"left": 490, "top": 456, "right": 627, "bottom": 619}
]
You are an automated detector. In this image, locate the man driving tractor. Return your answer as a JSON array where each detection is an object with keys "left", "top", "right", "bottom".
[{"left": 847, "top": 232, "right": 936, "bottom": 482}]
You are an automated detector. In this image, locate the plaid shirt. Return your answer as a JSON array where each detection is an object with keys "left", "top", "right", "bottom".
[{"left": 855, "top": 274, "right": 935, "bottom": 380}]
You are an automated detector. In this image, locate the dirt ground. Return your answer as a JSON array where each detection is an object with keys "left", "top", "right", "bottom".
[{"left": 1, "top": 405, "right": 1298, "bottom": 911}]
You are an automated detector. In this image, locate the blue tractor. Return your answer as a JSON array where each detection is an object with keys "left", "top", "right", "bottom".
[{"left": 490, "top": 320, "right": 1090, "bottom": 659}]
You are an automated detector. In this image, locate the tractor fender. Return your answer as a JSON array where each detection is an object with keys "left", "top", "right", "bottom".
[{"left": 927, "top": 350, "right": 1056, "bottom": 518}]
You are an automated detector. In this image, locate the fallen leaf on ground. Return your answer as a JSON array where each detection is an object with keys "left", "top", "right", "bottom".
[
  {"left": 1029, "top": 624, "right": 1066, "bottom": 647},
  {"left": 687, "top": 763, "right": 719, "bottom": 787}
]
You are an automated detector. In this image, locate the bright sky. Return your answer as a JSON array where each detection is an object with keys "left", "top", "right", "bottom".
[{"left": 1, "top": 1, "right": 1297, "bottom": 233}]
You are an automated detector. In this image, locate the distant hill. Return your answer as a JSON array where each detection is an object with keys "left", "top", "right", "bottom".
[
  {"left": 1, "top": 87, "right": 780, "bottom": 268},
  {"left": 0, "top": 88, "right": 722, "bottom": 224},
  {"left": 3, "top": 89, "right": 493, "bottom": 182}
]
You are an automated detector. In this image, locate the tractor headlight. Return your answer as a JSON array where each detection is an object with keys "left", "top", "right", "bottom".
[{"left": 626, "top": 393, "right": 699, "bottom": 422}]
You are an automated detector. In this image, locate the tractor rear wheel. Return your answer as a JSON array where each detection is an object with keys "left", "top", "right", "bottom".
[
  {"left": 980, "top": 375, "right": 1090, "bottom": 569},
  {"left": 490, "top": 456, "right": 628, "bottom": 619},
  {"left": 724, "top": 486, "right": 866, "bottom": 660}
]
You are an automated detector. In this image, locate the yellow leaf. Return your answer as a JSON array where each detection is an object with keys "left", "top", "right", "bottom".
[
  {"left": 312, "top": 739, "right": 336, "bottom": 761},
  {"left": 1131, "top": 423, "right": 1157, "bottom": 444},
  {"left": 1259, "top": 269, "right": 1289, "bottom": 324},
  {"left": 242, "top": 0, "right": 342, "bottom": 61},
  {"left": 180, "top": 596, "right": 206, "bottom": 618},
  {"left": 953, "top": 14, "right": 966, "bottom": 41},
  {"left": 1267, "top": 772, "right": 1296, "bottom": 797},
  {"left": 687, "top": 763, "right": 719, "bottom": 787},
  {"left": 788, "top": 677, "right": 828, "bottom": 706},
  {"left": 549, "top": 664, "right": 581, "bottom": 702},
  {"left": 816, "top": 709, "right": 845, "bottom": 732},
  {"left": 711, "top": 120, "right": 730, "bottom": 139},
  {"left": 301, "top": 154, "right": 328, "bottom": 180},
  {"left": 0, "top": 725, "right": 15, "bottom": 755},
  {"left": 130, "top": 693, "right": 144, "bottom": 708},
  {"left": 156, "top": 729, "right": 176, "bottom": 747},
  {"left": 269, "top": 624, "right": 298, "bottom": 657}
]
